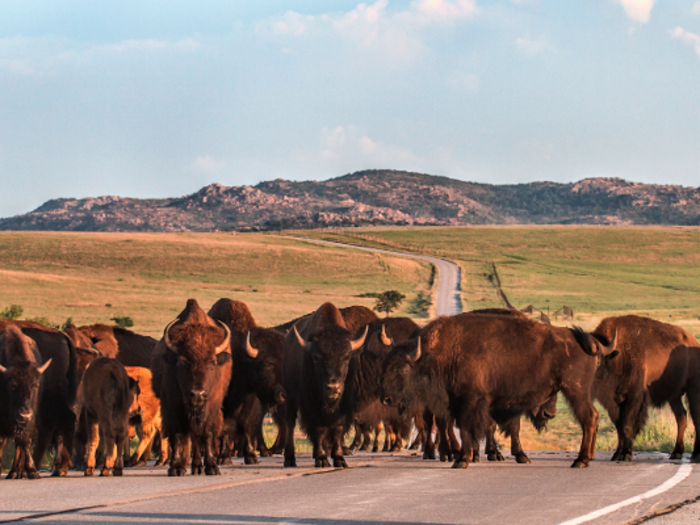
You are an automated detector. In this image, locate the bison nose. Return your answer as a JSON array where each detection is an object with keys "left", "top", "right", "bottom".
[
  {"left": 190, "top": 389, "right": 206, "bottom": 405},
  {"left": 276, "top": 390, "right": 286, "bottom": 405},
  {"left": 325, "top": 382, "right": 342, "bottom": 399},
  {"left": 382, "top": 397, "right": 392, "bottom": 406}
]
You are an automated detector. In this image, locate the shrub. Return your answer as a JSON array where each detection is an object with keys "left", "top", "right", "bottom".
[
  {"left": 0, "top": 304, "right": 23, "bottom": 320},
  {"left": 27, "top": 316, "right": 59, "bottom": 329},
  {"left": 374, "top": 291, "right": 406, "bottom": 316},
  {"left": 407, "top": 292, "right": 432, "bottom": 318},
  {"left": 111, "top": 316, "right": 134, "bottom": 328}
]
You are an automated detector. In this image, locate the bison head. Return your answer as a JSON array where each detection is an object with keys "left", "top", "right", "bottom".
[
  {"left": 162, "top": 299, "right": 232, "bottom": 429},
  {"left": 381, "top": 336, "right": 425, "bottom": 415},
  {"left": 293, "top": 324, "right": 367, "bottom": 413},
  {"left": 0, "top": 325, "right": 51, "bottom": 435},
  {"left": 241, "top": 330, "right": 286, "bottom": 407}
]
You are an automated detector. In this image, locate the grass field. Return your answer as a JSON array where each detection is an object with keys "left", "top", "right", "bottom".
[{"left": 1, "top": 226, "right": 699, "bottom": 460}]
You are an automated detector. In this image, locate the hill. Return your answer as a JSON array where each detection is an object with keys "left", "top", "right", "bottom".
[{"left": 2, "top": 170, "right": 699, "bottom": 231}]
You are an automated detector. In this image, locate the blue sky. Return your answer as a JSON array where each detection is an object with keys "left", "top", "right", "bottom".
[{"left": 1, "top": 1, "right": 699, "bottom": 217}]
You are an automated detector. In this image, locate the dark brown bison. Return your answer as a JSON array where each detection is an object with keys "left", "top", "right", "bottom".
[
  {"left": 151, "top": 299, "right": 232, "bottom": 476},
  {"left": 124, "top": 366, "right": 167, "bottom": 467},
  {"left": 63, "top": 324, "right": 101, "bottom": 383},
  {"left": 381, "top": 314, "right": 617, "bottom": 468},
  {"left": 592, "top": 315, "right": 700, "bottom": 462},
  {"left": 81, "top": 357, "right": 140, "bottom": 476},
  {"left": 0, "top": 320, "right": 77, "bottom": 477},
  {"left": 78, "top": 324, "right": 156, "bottom": 368},
  {"left": 282, "top": 302, "right": 368, "bottom": 468},
  {"left": 208, "top": 298, "right": 286, "bottom": 465},
  {"left": 274, "top": 305, "right": 378, "bottom": 335},
  {"left": 0, "top": 325, "right": 52, "bottom": 479}
]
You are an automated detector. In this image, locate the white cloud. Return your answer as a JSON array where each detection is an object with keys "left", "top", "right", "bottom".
[
  {"left": 670, "top": 26, "right": 700, "bottom": 58},
  {"left": 618, "top": 0, "right": 655, "bottom": 24},
  {"left": 693, "top": 2, "right": 700, "bottom": 16},
  {"left": 516, "top": 35, "right": 549, "bottom": 56},
  {"left": 192, "top": 155, "right": 225, "bottom": 172}
]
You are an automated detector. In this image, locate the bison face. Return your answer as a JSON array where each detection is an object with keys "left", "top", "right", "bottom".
[
  {"left": 381, "top": 338, "right": 423, "bottom": 415},
  {"left": 0, "top": 360, "right": 50, "bottom": 435},
  {"left": 242, "top": 332, "right": 286, "bottom": 407},
  {"left": 294, "top": 325, "right": 367, "bottom": 413}
]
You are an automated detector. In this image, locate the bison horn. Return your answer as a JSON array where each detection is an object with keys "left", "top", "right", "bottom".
[
  {"left": 601, "top": 329, "right": 618, "bottom": 356},
  {"left": 245, "top": 331, "right": 259, "bottom": 359},
  {"left": 407, "top": 338, "right": 422, "bottom": 362},
  {"left": 0, "top": 364, "right": 6, "bottom": 374},
  {"left": 350, "top": 325, "right": 369, "bottom": 352},
  {"left": 214, "top": 321, "right": 231, "bottom": 355},
  {"left": 380, "top": 325, "right": 391, "bottom": 346},
  {"left": 37, "top": 358, "right": 52, "bottom": 374},
  {"left": 163, "top": 319, "right": 179, "bottom": 353},
  {"left": 293, "top": 325, "right": 309, "bottom": 349}
]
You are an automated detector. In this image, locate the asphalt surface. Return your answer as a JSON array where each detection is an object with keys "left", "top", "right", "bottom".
[{"left": 1, "top": 451, "right": 698, "bottom": 525}]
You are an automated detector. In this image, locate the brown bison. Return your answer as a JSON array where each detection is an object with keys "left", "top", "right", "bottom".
[
  {"left": 78, "top": 324, "right": 156, "bottom": 368},
  {"left": 151, "top": 299, "right": 232, "bottom": 476},
  {"left": 81, "top": 357, "right": 140, "bottom": 476},
  {"left": 124, "top": 366, "right": 167, "bottom": 467},
  {"left": 0, "top": 320, "right": 77, "bottom": 477},
  {"left": 208, "top": 298, "right": 286, "bottom": 465},
  {"left": 592, "top": 315, "right": 700, "bottom": 462},
  {"left": 0, "top": 325, "right": 52, "bottom": 479},
  {"left": 282, "top": 302, "right": 368, "bottom": 468},
  {"left": 381, "top": 314, "right": 617, "bottom": 468}
]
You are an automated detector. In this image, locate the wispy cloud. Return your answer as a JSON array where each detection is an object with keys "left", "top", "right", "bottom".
[
  {"left": 670, "top": 26, "right": 700, "bottom": 58},
  {"left": 618, "top": 0, "right": 655, "bottom": 24},
  {"left": 516, "top": 35, "right": 549, "bottom": 56},
  {"left": 192, "top": 155, "right": 225, "bottom": 172},
  {"left": 693, "top": 2, "right": 700, "bottom": 16}
]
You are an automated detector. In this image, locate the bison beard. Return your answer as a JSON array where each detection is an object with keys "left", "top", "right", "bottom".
[
  {"left": 381, "top": 314, "right": 616, "bottom": 469},
  {"left": 150, "top": 299, "right": 232, "bottom": 476}
]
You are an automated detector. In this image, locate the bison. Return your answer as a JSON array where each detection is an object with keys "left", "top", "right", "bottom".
[
  {"left": 0, "top": 320, "right": 77, "bottom": 477},
  {"left": 151, "top": 299, "right": 232, "bottom": 476},
  {"left": 81, "top": 357, "right": 140, "bottom": 476},
  {"left": 0, "top": 325, "right": 52, "bottom": 479},
  {"left": 282, "top": 302, "right": 368, "bottom": 468},
  {"left": 208, "top": 298, "right": 286, "bottom": 465},
  {"left": 78, "top": 324, "right": 156, "bottom": 368},
  {"left": 381, "top": 314, "right": 617, "bottom": 468},
  {"left": 592, "top": 315, "right": 700, "bottom": 462},
  {"left": 124, "top": 366, "right": 167, "bottom": 467}
]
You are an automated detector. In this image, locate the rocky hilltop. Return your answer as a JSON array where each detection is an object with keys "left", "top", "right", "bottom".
[{"left": 2, "top": 170, "right": 699, "bottom": 231}]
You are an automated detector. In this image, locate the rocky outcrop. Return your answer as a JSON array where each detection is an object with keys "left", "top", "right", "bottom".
[{"left": 1, "top": 170, "right": 699, "bottom": 232}]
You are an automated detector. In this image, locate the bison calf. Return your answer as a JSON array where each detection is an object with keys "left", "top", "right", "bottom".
[{"left": 81, "top": 357, "right": 140, "bottom": 476}]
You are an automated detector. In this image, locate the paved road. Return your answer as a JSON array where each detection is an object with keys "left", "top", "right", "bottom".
[
  {"left": 285, "top": 237, "right": 462, "bottom": 316},
  {"left": 1, "top": 452, "right": 698, "bottom": 525}
]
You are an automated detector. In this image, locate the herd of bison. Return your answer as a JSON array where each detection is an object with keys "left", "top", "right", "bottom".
[{"left": 1, "top": 297, "right": 700, "bottom": 479}]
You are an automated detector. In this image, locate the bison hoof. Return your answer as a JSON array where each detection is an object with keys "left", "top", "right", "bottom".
[
  {"left": 372, "top": 446, "right": 379, "bottom": 453},
  {"left": 359, "top": 445, "right": 368, "bottom": 452},
  {"left": 315, "top": 457, "right": 331, "bottom": 468},
  {"left": 619, "top": 453, "right": 633, "bottom": 462},
  {"left": 452, "top": 460, "right": 469, "bottom": 469},
  {"left": 284, "top": 459, "right": 297, "bottom": 468},
  {"left": 84, "top": 467, "right": 94, "bottom": 477},
  {"left": 471, "top": 453, "right": 480, "bottom": 463},
  {"left": 342, "top": 447, "right": 353, "bottom": 456},
  {"left": 218, "top": 456, "right": 233, "bottom": 466},
  {"left": 192, "top": 465, "right": 204, "bottom": 475},
  {"left": 168, "top": 466, "right": 187, "bottom": 476},
  {"left": 259, "top": 450, "right": 271, "bottom": 458},
  {"left": 669, "top": 452, "right": 684, "bottom": 460},
  {"left": 154, "top": 460, "right": 167, "bottom": 467},
  {"left": 487, "top": 452, "right": 505, "bottom": 462},
  {"left": 51, "top": 469, "right": 67, "bottom": 477},
  {"left": 113, "top": 468, "right": 123, "bottom": 476},
  {"left": 690, "top": 454, "right": 700, "bottom": 464},
  {"left": 100, "top": 468, "right": 111, "bottom": 477},
  {"left": 571, "top": 459, "right": 589, "bottom": 468},
  {"left": 244, "top": 455, "right": 259, "bottom": 465},
  {"left": 515, "top": 454, "right": 531, "bottom": 464},
  {"left": 205, "top": 465, "right": 221, "bottom": 475},
  {"left": 423, "top": 449, "right": 437, "bottom": 460},
  {"left": 333, "top": 457, "right": 348, "bottom": 468}
]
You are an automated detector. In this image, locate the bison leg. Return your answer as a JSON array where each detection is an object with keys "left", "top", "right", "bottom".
[
  {"left": 270, "top": 409, "right": 287, "bottom": 455},
  {"left": 310, "top": 428, "right": 330, "bottom": 468},
  {"left": 567, "top": 397, "right": 599, "bottom": 468},
  {"left": 349, "top": 422, "right": 362, "bottom": 451},
  {"left": 100, "top": 439, "right": 117, "bottom": 477},
  {"left": 53, "top": 408, "right": 76, "bottom": 477},
  {"left": 612, "top": 396, "right": 645, "bottom": 462},
  {"left": 330, "top": 426, "right": 348, "bottom": 468},
  {"left": 685, "top": 384, "right": 700, "bottom": 463},
  {"left": 191, "top": 440, "right": 204, "bottom": 475},
  {"left": 202, "top": 433, "right": 220, "bottom": 476},
  {"left": 372, "top": 422, "right": 383, "bottom": 452},
  {"left": 484, "top": 421, "right": 504, "bottom": 462},
  {"left": 452, "top": 428, "right": 471, "bottom": 469},
  {"left": 283, "top": 401, "right": 298, "bottom": 468},
  {"left": 85, "top": 420, "right": 100, "bottom": 477},
  {"left": 155, "top": 432, "right": 169, "bottom": 467},
  {"left": 256, "top": 415, "right": 271, "bottom": 457},
  {"left": 505, "top": 417, "right": 530, "bottom": 464},
  {"left": 422, "top": 410, "right": 437, "bottom": 460},
  {"left": 668, "top": 396, "right": 687, "bottom": 460},
  {"left": 130, "top": 420, "right": 155, "bottom": 467},
  {"left": 241, "top": 429, "right": 259, "bottom": 466},
  {"left": 435, "top": 417, "right": 453, "bottom": 463},
  {"left": 168, "top": 433, "right": 188, "bottom": 476}
]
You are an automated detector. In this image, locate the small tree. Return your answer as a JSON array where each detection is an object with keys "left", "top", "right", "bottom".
[
  {"left": 111, "top": 316, "right": 134, "bottom": 328},
  {"left": 374, "top": 291, "right": 406, "bottom": 316},
  {"left": 0, "top": 304, "right": 23, "bottom": 320}
]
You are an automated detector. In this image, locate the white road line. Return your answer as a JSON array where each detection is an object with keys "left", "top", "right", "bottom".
[{"left": 558, "top": 463, "right": 693, "bottom": 525}]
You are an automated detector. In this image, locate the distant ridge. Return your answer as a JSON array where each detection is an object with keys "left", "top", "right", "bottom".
[{"left": 2, "top": 170, "right": 700, "bottom": 232}]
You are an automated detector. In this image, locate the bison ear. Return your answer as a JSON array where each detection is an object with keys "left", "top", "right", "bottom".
[{"left": 216, "top": 352, "right": 232, "bottom": 366}]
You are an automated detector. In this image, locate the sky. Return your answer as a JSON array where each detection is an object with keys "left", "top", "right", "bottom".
[{"left": 0, "top": 0, "right": 699, "bottom": 218}]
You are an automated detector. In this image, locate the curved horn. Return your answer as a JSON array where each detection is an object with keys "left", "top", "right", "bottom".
[
  {"left": 163, "top": 319, "right": 179, "bottom": 353},
  {"left": 37, "top": 358, "right": 52, "bottom": 374},
  {"left": 292, "top": 325, "right": 308, "bottom": 349},
  {"left": 407, "top": 338, "right": 422, "bottom": 362},
  {"left": 214, "top": 321, "right": 231, "bottom": 355},
  {"left": 245, "top": 331, "right": 259, "bottom": 359},
  {"left": 380, "top": 324, "right": 391, "bottom": 346},
  {"left": 600, "top": 329, "right": 618, "bottom": 356},
  {"left": 0, "top": 364, "right": 6, "bottom": 374},
  {"left": 350, "top": 325, "right": 369, "bottom": 352}
]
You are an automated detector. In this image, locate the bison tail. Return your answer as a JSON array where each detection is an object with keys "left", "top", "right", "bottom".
[{"left": 569, "top": 326, "right": 596, "bottom": 356}]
